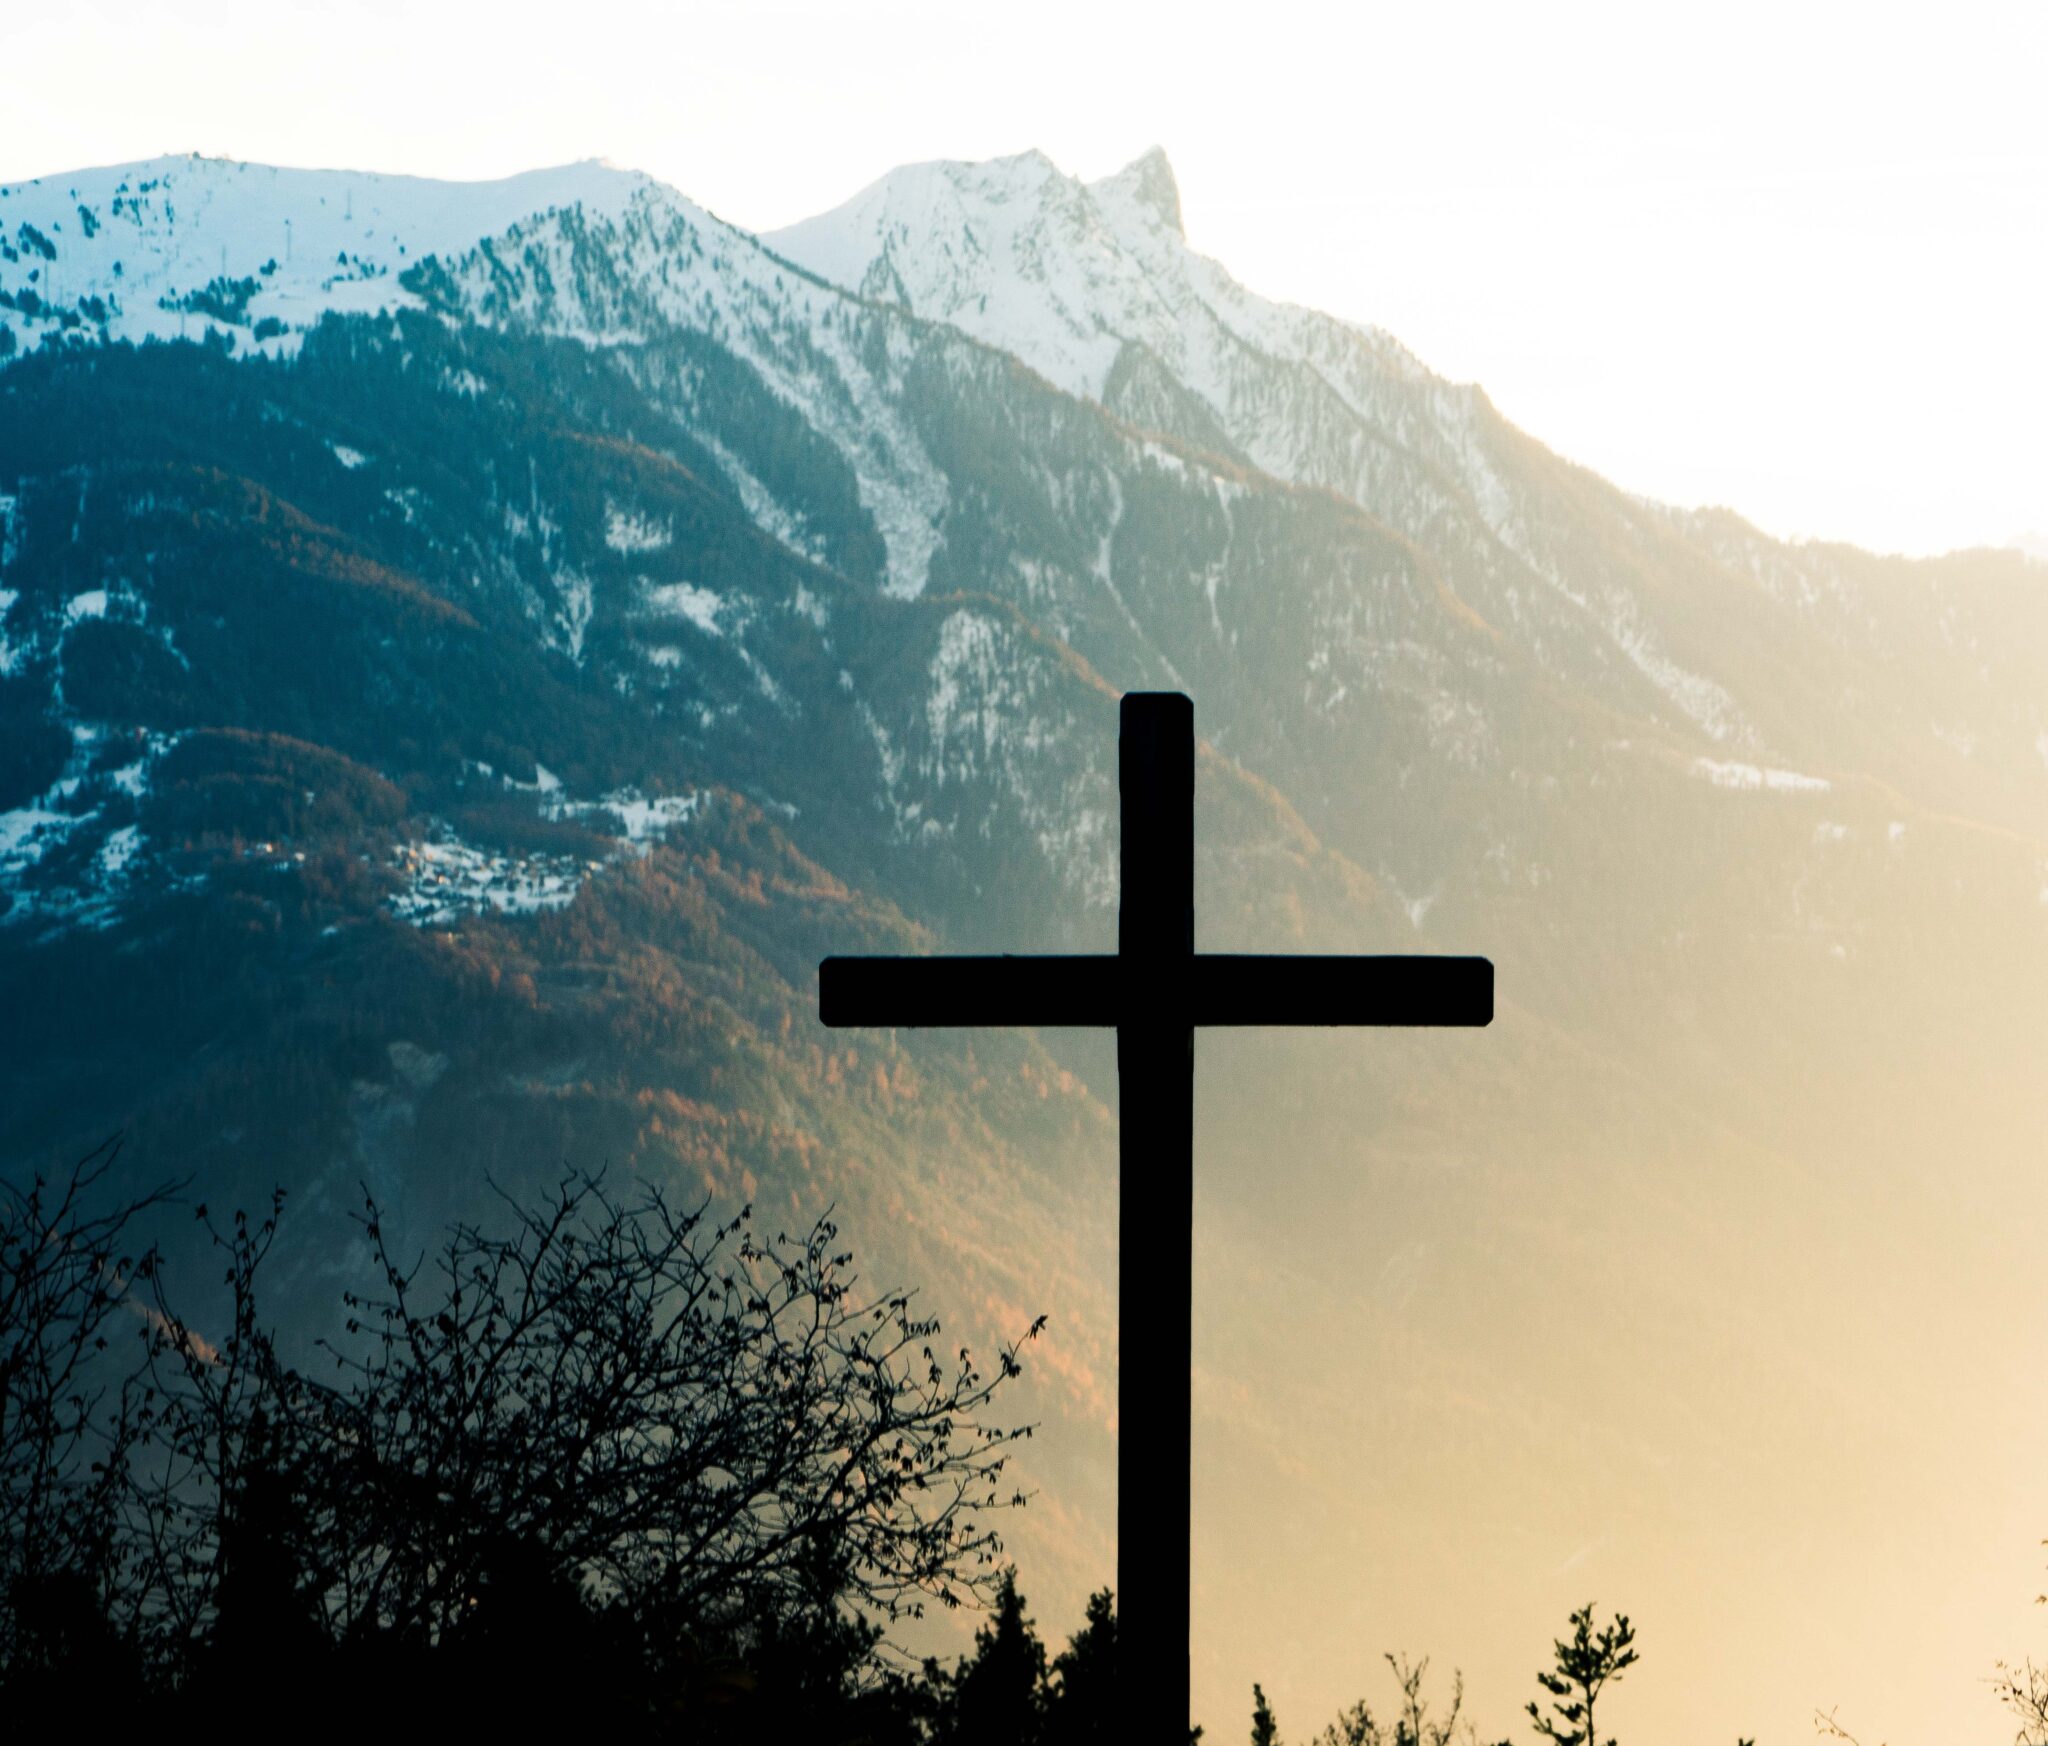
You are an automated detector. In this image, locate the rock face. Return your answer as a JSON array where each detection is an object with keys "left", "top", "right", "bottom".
[{"left": 3, "top": 145, "right": 2046, "bottom": 1742}]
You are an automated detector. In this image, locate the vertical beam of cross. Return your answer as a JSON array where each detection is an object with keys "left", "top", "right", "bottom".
[{"left": 1117, "top": 693, "right": 1195, "bottom": 1722}]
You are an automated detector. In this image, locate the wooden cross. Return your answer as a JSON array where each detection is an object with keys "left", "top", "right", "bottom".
[{"left": 819, "top": 692, "right": 1493, "bottom": 1732}]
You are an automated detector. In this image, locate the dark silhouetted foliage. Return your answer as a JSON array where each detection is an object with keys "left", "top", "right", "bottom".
[
  {"left": 1049, "top": 1585, "right": 1118, "bottom": 1743},
  {"left": 1523, "top": 1604, "right": 1637, "bottom": 1746},
  {"left": 0, "top": 1157, "right": 1074, "bottom": 1736},
  {"left": 1252, "top": 1680, "right": 1279, "bottom": 1746},
  {"left": 941, "top": 1568, "right": 1049, "bottom": 1746},
  {"left": 1312, "top": 1653, "right": 1474, "bottom": 1746}
]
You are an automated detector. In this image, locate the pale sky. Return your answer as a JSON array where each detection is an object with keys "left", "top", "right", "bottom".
[{"left": 3, "top": 0, "right": 2044, "bottom": 556}]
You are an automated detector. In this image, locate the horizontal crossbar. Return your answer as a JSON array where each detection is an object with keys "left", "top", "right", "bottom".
[
  {"left": 1186, "top": 954, "right": 1493, "bottom": 1026},
  {"left": 818, "top": 953, "right": 1492, "bottom": 1029}
]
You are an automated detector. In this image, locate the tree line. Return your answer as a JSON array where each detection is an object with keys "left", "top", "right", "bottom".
[
  {"left": 0, "top": 1143, "right": 1076, "bottom": 1736},
  {"left": 6, "top": 1146, "right": 2047, "bottom": 1741},
  {"left": 1225, "top": 1606, "right": 1648, "bottom": 1746}
]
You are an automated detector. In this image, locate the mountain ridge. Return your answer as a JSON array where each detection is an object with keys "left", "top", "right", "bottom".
[{"left": 5, "top": 140, "right": 2048, "bottom": 1743}]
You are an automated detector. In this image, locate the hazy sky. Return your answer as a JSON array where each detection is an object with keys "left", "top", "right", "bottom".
[{"left": 4, "top": 0, "right": 2044, "bottom": 556}]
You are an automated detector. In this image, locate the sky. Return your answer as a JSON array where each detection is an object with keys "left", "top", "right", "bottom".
[{"left": 2, "top": 1, "right": 2044, "bottom": 557}]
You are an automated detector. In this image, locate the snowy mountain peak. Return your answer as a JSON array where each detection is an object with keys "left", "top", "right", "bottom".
[
  {"left": 764, "top": 150, "right": 1137, "bottom": 398},
  {"left": 1090, "top": 146, "right": 1182, "bottom": 238},
  {"left": 0, "top": 153, "right": 654, "bottom": 356},
  {"left": 767, "top": 144, "right": 1428, "bottom": 443}
]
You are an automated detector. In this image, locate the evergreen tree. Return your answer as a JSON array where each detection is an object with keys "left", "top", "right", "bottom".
[
  {"left": 1524, "top": 1605, "right": 1637, "bottom": 1746},
  {"left": 944, "top": 1570, "right": 1048, "bottom": 1746},
  {"left": 1045, "top": 1586, "right": 1116, "bottom": 1742},
  {"left": 1253, "top": 1681, "right": 1281, "bottom": 1746}
]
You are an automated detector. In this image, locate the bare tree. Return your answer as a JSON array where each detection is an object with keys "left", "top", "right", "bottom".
[
  {"left": 187, "top": 1172, "right": 1042, "bottom": 1674},
  {"left": 1312, "top": 1653, "right": 1474, "bottom": 1746},
  {"left": 0, "top": 1142, "right": 174, "bottom": 1681},
  {"left": 124, "top": 1187, "right": 298, "bottom": 1682},
  {"left": 1813, "top": 1704, "right": 1880, "bottom": 1744},
  {"left": 6, "top": 1161, "right": 1042, "bottom": 1718},
  {"left": 1994, "top": 1657, "right": 2048, "bottom": 1744}
]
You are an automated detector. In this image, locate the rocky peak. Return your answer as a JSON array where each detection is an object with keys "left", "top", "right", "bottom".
[{"left": 1092, "top": 146, "right": 1182, "bottom": 238}]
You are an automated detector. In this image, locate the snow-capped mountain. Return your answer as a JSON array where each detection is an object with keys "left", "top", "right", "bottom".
[
  {"left": 767, "top": 144, "right": 1551, "bottom": 571},
  {"left": 0, "top": 153, "right": 652, "bottom": 354},
  {"left": 766, "top": 147, "right": 1226, "bottom": 404},
  {"left": 9, "top": 142, "right": 2048, "bottom": 1080},
  {"left": 765, "top": 146, "right": 1499, "bottom": 605},
  {"left": 6, "top": 143, "right": 2048, "bottom": 1742},
  {"left": 769, "top": 146, "right": 2048, "bottom": 838},
  {"left": 767, "top": 144, "right": 1431, "bottom": 429},
  {"left": 10, "top": 141, "right": 2048, "bottom": 1085}
]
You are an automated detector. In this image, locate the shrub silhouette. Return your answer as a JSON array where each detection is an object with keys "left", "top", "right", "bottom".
[
  {"left": 0, "top": 1142, "right": 166, "bottom": 1689},
  {"left": 2, "top": 1158, "right": 1048, "bottom": 1732},
  {"left": 1313, "top": 1653, "right": 1474, "bottom": 1746}
]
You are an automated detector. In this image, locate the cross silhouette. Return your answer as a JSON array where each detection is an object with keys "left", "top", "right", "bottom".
[{"left": 819, "top": 691, "right": 1493, "bottom": 1731}]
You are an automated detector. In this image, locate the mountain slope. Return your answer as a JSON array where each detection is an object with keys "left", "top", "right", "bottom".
[
  {"left": 4, "top": 145, "right": 2048, "bottom": 1742},
  {"left": 0, "top": 153, "right": 652, "bottom": 353},
  {"left": 770, "top": 147, "right": 2048, "bottom": 842}
]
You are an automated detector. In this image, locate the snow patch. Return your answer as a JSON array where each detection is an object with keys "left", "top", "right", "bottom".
[
  {"left": 644, "top": 580, "right": 722, "bottom": 635},
  {"left": 97, "top": 824, "right": 141, "bottom": 876},
  {"left": 555, "top": 570, "right": 593, "bottom": 660},
  {"left": 388, "top": 782, "right": 703, "bottom": 925},
  {"left": 1691, "top": 758, "right": 1830, "bottom": 794},
  {"left": 0, "top": 806, "right": 74, "bottom": 871},
  {"left": 605, "top": 505, "right": 671, "bottom": 552},
  {"left": 548, "top": 787, "right": 702, "bottom": 847},
  {"left": 500, "top": 763, "right": 562, "bottom": 794},
  {"left": 770, "top": 151, "right": 1152, "bottom": 402},
  {"left": 925, "top": 609, "right": 1005, "bottom": 763},
  {"left": 387, "top": 832, "right": 588, "bottom": 928},
  {"left": 695, "top": 430, "right": 827, "bottom": 566}
]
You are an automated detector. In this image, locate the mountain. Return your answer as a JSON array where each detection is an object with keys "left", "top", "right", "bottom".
[
  {"left": 0, "top": 155, "right": 652, "bottom": 352},
  {"left": 770, "top": 147, "right": 2048, "bottom": 839},
  {"left": 5, "top": 148, "right": 2047, "bottom": 1741}
]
